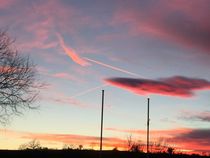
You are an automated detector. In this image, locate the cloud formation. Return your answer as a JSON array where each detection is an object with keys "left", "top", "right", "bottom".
[
  {"left": 105, "top": 76, "right": 210, "bottom": 97},
  {"left": 106, "top": 127, "right": 210, "bottom": 153},
  {"left": 105, "top": 127, "right": 189, "bottom": 138},
  {"left": 0, "top": 129, "right": 126, "bottom": 150},
  {"left": 168, "top": 128, "right": 210, "bottom": 153},
  {"left": 112, "top": 0, "right": 210, "bottom": 55},
  {"left": 181, "top": 111, "right": 210, "bottom": 122},
  {"left": 56, "top": 33, "right": 90, "bottom": 66},
  {"left": 0, "top": 0, "right": 15, "bottom": 9},
  {"left": 84, "top": 57, "right": 141, "bottom": 77},
  {"left": 51, "top": 72, "right": 77, "bottom": 81}
]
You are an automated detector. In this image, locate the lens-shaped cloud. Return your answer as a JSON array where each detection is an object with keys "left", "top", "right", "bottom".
[{"left": 105, "top": 76, "right": 210, "bottom": 97}]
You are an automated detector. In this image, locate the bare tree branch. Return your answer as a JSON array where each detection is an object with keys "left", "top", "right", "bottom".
[{"left": 0, "top": 30, "right": 42, "bottom": 125}]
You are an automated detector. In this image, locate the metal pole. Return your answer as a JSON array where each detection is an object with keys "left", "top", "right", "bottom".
[
  {"left": 100, "top": 90, "right": 104, "bottom": 157},
  {"left": 147, "top": 98, "right": 150, "bottom": 156}
]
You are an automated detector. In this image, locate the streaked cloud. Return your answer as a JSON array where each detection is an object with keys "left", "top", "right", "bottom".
[
  {"left": 0, "top": 129, "right": 126, "bottom": 150},
  {"left": 56, "top": 33, "right": 140, "bottom": 77},
  {"left": 106, "top": 127, "right": 210, "bottom": 153},
  {"left": 105, "top": 127, "right": 190, "bottom": 138},
  {"left": 84, "top": 57, "right": 141, "bottom": 77},
  {"left": 51, "top": 72, "right": 77, "bottom": 81},
  {"left": 69, "top": 84, "right": 108, "bottom": 99},
  {"left": 44, "top": 92, "right": 90, "bottom": 108},
  {"left": 112, "top": 0, "right": 210, "bottom": 55},
  {"left": 0, "top": 0, "right": 16, "bottom": 9},
  {"left": 105, "top": 76, "right": 210, "bottom": 97},
  {"left": 168, "top": 128, "right": 210, "bottom": 153},
  {"left": 56, "top": 33, "right": 90, "bottom": 66},
  {"left": 180, "top": 111, "right": 210, "bottom": 122}
]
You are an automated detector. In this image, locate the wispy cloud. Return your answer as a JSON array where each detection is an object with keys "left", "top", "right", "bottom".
[
  {"left": 105, "top": 127, "right": 190, "bottom": 138},
  {"left": 56, "top": 33, "right": 90, "bottom": 66},
  {"left": 112, "top": 0, "right": 210, "bottom": 55},
  {"left": 51, "top": 72, "right": 77, "bottom": 81},
  {"left": 105, "top": 76, "right": 210, "bottom": 97},
  {"left": 56, "top": 33, "right": 140, "bottom": 77},
  {"left": 180, "top": 111, "right": 210, "bottom": 122},
  {"left": 69, "top": 84, "right": 108, "bottom": 99},
  {"left": 44, "top": 91, "right": 91, "bottom": 108},
  {"left": 0, "top": 0, "right": 16, "bottom": 9},
  {"left": 84, "top": 57, "right": 141, "bottom": 77}
]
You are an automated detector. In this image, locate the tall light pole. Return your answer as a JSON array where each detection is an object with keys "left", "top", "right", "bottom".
[
  {"left": 100, "top": 90, "right": 104, "bottom": 157},
  {"left": 147, "top": 98, "right": 150, "bottom": 156}
]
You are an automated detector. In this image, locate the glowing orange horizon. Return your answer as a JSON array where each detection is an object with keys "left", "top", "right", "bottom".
[{"left": 0, "top": 128, "right": 209, "bottom": 155}]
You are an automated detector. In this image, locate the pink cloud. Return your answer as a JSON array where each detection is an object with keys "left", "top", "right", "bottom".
[
  {"left": 105, "top": 127, "right": 190, "bottom": 138},
  {"left": 111, "top": 0, "right": 210, "bottom": 54},
  {"left": 105, "top": 76, "right": 210, "bottom": 98},
  {"left": 105, "top": 127, "right": 210, "bottom": 154},
  {"left": 168, "top": 128, "right": 210, "bottom": 153},
  {"left": 0, "top": 0, "right": 16, "bottom": 9},
  {"left": 42, "top": 91, "right": 90, "bottom": 108},
  {"left": 1, "top": 127, "right": 209, "bottom": 153},
  {"left": 0, "top": 0, "right": 95, "bottom": 54},
  {"left": 56, "top": 33, "right": 90, "bottom": 66},
  {"left": 51, "top": 72, "right": 76, "bottom": 81}
]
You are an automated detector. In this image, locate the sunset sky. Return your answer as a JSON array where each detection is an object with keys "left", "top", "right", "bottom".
[{"left": 0, "top": 0, "right": 210, "bottom": 154}]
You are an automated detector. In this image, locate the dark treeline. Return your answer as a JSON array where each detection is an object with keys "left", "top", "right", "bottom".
[{"left": 0, "top": 150, "right": 209, "bottom": 158}]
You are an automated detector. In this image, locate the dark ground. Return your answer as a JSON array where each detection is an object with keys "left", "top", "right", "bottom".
[{"left": 0, "top": 150, "right": 209, "bottom": 158}]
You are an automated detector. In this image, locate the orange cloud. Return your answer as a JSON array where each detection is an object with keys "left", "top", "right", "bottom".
[
  {"left": 105, "top": 76, "right": 210, "bottom": 98},
  {"left": 56, "top": 33, "right": 90, "bottom": 66},
  {"left": 105, "top": 127, "right": 210, "bottom": 154},
  {"left": 105, "top": 127, "right": 190, "bottom": 138},
  {"left": 0, "top": 129, "right": 126, "bottom": 150},
  {"left": 1, "top": 128, "right": 209, "bottom": 153},
  {"left": 168, "top": 128, "right": 210, "bottom": 154}
]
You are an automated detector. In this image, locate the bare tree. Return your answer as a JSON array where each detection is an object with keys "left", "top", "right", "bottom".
[
  {"left": 167, "top": 147, "right": 175, "bottom": 155},
  {"left": 126, "top": 134, "right": 133, "bottom": 151},
  {"left": 0, "top": 30, "right": 41, "bottom": 125},
  {"left": 78, "top": 144, "right": 83, "bottom": 150},
  {"left": 150, "top": 137, "right": 168, "bottom": 153},
  {"left": 19, "top": 139, "right": 41, "bottom": 150},
  {"left": 62, "top": 143, "right": 75, "bottom": 150},
  {"left": 126, "top": 134, "right": 144, "bottom": 152}
]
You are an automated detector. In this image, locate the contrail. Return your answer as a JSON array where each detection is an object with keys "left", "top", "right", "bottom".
[
  {"left": 56, "top": 33, "right": 90, "bottom": 66},
  {"left": 84, "top": 57, "right": 141, "bottom": 77},
  {"left": 70, "top": 84, "right": 108, "bottom": 99},
  {"left": 56, "top": 33, "right": 140, "bottom": 77},
  {"left": 56, "top": 33, "right": 143, "bottom": 98}
]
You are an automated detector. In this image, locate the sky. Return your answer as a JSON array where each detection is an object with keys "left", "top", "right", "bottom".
[{"left": 0, "top": 0, "right": 210, "bottom": 154}]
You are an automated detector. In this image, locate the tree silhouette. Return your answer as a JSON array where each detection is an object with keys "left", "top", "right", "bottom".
[
  {"left": 167, "top": 147, "right": 174, "bottom": 155},
  {"left": 126, "top": 134, "right": 143, "bottom": 152},
  {"left": 78, "top": 145, "right": 83, "bottom": 150},
  {"left": 0, "top": 30, "right": 42, "bottom": 125},
  {"left": 19, "top": 139, "right": 41, "bottom": 150}
]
